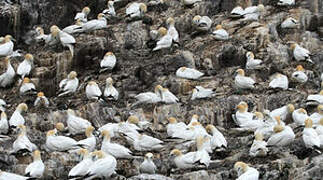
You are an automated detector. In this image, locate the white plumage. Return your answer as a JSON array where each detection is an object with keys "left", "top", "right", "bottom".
[
  {"left": 19, "top": 81, "right": 36, "bottom": 95},
  {"left": 269, "top": 104, "right": 294, "bottom": 122},
  {"left": 281, "top": 17, "right": 298, "bottom": 28},
  {"left": 74, "top": 7, "right": 90, "bottom": 23},
  {"left": 245, "top": 52, "right": 262, "bottom": 69},
  {"left": 182, "top": 0, "right": 202, "bottom": 6},
  {"left": 126, "top": 3, "right": 147, "bottom": 19},
  {"left": 234, "top": 69, "right": 255, "bottom": 89},
  {"left": 0, "top": 112, "right": 8, "bottom": 134},
  {"left": 101, "top": 130, "right": 133, "bottom": 159},
  {"left": 191, "top": 86, "right": 214, "bottom": 100},
  {"left": 45, "top": 130, "right": 78, "bottom": 152},
  {"left": 102, "top": 1, "right": 116, "bottom": 17},
  {"left": 62, "top": 21, "right": 83, "bottom": 34},
  {"left": 86, "top": 81, "right": 103, "bottom": 100},
  {"left": 25, "top": 150, "right": 45, "bottom": 178},
  {"left": 13, "top": 125, "right": 37, "bottom": 153},
  {"left": 176, "top": 67, "right": 204, "bottom": 80},
  {"left": 292, "top": 70, "right": 308, "bottom": 83},
  {"left": 58, "top": 71, "right": 79, "bottom": 97},
  {"left": 9, "top": 103, "right": 28, "bottom": 127},
  {"left": 0, "top": 171, "right": 30, "bottom": 180},
  {"left": 278, "top": 0, "right": 295, "bottom": 5},
  {"left": 161, "top": 88, "right": 179, "bottom": 103},
  {"left": 170, "top": 149, "right": 198, "bottom": 169},
  {"left": 129, "top": 133, "right": 164, "bottom": 151},
  {"left": 104, "top": 78, "right": 119, "bottom": 100},
  {"left": 134, "top": 85, "right": 163, "bottom": 104},
  {"left": 77, "top": 126, "right": 96, "bottom": 152},
  {"left": 303, "top": 119, "right": 321, "bottom": 149},
  {"left": 69, "top": 149, "right": 94, "bottom": 178},
  {"left": 231, "top": 6, "right": 244, "bottom": 16},
  {"left": 17, "top": 55, "right": 33, "bottom": 79},
  {"left": 267, "top": 125, "right": 295, "bottom": 146},
  {"left": 82, "top": 13, "right": 107, "bottom": 32},
  {"left": 34, "top": 93, "right": 49, "bottom": 107},
  {"left": 100, "top": 52, "right": 116, "bottom": 70},
  {"left": 269, "top": 74, "right": 288, "bottom": 90},
  {"left": 193, "top": 15, "right": 212, "bottom": 32},
  {"left": 167, "top": 117, "right": 187, "bottom": 137},
  {"left": 206, "top": 125, "right": 227, "bottom": 149},
  {"left": 0, "top": 35, "right": 14, "bottom": 57},
  {"left": 292, "top": 44, "right": 312, "bottom": 63},
  {"left": 84, "top": 151, "right": 117, "bottom": 179},
  {"left": 67, "top": 109, "right": 92, "bottom": 135},
  {"left": 292, "top": 108, "right": 308, "bottom": 126},
  {"left": 153, "top": 33, "right": 173, "bottom": 51},
  {"left": 306, "top": 92, "right": 323, "bottom": 104},
  {"left": 139, "top": 153, "right": 156, "bottom": 174},
  {"left": 0, "top": 57, "right": 15, "bottom": 88},
  {"left": 212, "top": 27, "right": 229, "bottom": 40}
]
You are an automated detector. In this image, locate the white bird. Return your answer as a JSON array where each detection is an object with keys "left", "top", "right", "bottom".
[
  {"left": 269, "top": 104, "right": 294, "bottom": 122},
  {"left": 306, "top": 90, "right": 323, "bottom": 105},
  {"left": 58, "top": 71, "right": 79, "bottom": 97},
  {"left": 303, "top": 118, "right": 321, "bottom": 150},
  {"left": 140, "top": 153, "right": 157, "bottom": 174},
  {"left": 194, "top": 136, "right": 211, "bottom": 167},
  {"left": 69, "top": 148, "right": 94, "bottom": 178},
  {"left": 281, "top": 17, "right": 298, "bottom": 29},
  {"left": 81, "top": 13, "right": 107, "bottom": 32},
  {"left": 51, "top": 25, "right": 76, "bottom": 57},
  {"left": 102, "top": 1, "right": 116, "bottom": 17},
  {"left": 98, "top": 123, "right": 119, "bottom": 138},
  {"left": 212, "top": 25, "right": 229, "bottom": 40},
  {"left": 233, "top": 102, "right": 253, "bottom": 126},
  {"left": 249, "top": 133, "right": 268, "bottom": 157},
  {"left": 191, "top": 86, "right": 214, "bottom": 100},
  {"left": 126, "top": 2, "right": 147, "bottom": 19},
  {"left": 206, "top": 124, "right": 227, "bottom": 149},
  {"left": 25, "top": 150, "right": 45, "bottom": 178},
  {"left": 292, "top": 65, "right": 308, "bottom": 83},
  {"left": 9, "top": 103, "right": 28, "bottom": 127},
  {"left": 45, "top": 129, "right": 78, "bottom": 152},
  {"left": 278, "top": 0, "right": 295, "bottom": 6},
  {"left": 241, "top": 4, "right": 265, "bottom": 22},
  {"left": 100, "top": 52, "right": 116, "bottom": 71},
  {"left": 84, "top": 150, "right": 117, "bottom": 179},
  {"left": 234, "top": 69, "right": 255, "bottom": 89},
  {"left": 0, "top": 170, "right": 30, "bottom": 180},
  {"left": 0, "top": 99, "right": 6, "bottom": 112},
  {"left": 62, "top": 19, "right": 83, "bottom": 34},
  {"left": 0, "top": 56, "right": 15, "bottom": 88},
  {"left": 77, "top": 126, "right": 96, "bottom": 152},
  {"left": 35, "top": 27, "right": 49, "bottom": 42},
  {"left": 310, "top": 105, "right": 323, "bottom": 125},
  {"left": 0, "top": 35, "right": 14, "bottom": 57},
  {"left": 292, "top": 108, "right": 308, "bottom": 126},
  {"left": 245, "top": 52, "right": 263, "bottom": 69},
  {"left": 86, "top": 81, "right": 103, "bottom": 101},
  {"left": 0, "top": 112, "right": 8, "bottom": 134},
  {"left": 269, "top": 73, "right": 288, "bottom": 90},
  {"left": 166, "top": 17, "right": 179, "bottom": 43},
  {"left": 234, "top": 161, "right": 259, "bottom": 180},
  {"left": 315, "top": 118, "right": 323, "bottom": 146},
  {"left": 74, "top": 7, "right": 91, "bottom": 23},
  {"left": 101, "top": 130, "right": 133, "bottom": 159},
  {"left": 291, "top": 43, "right": 312, "bottom": 63},
  {"left": 153, "top": 27, "right": 173, "bottom": 51},
  {"left": 13, "top": 125, "right": 37, "bottom": 153},
  {"left": 160, "top": 88, "right": 179, "bottom": 103},
  {"left": 181, "top": 0, "right": 202, "bottom": 6},
  {"left": 231, "top": 6, "right": 244, "bottom": 16},
  {"left": 103, "top": 77, "right": 119, "bottom": 100},
  {"left": 166, "top": 117, "right": 187, "bottom": 137},
  {"left": 34, "top": 92, "right": 49, "bottom": 107},
  {"left": 129, "top": 133, "right": 164, "bottom": 151},
  {"left": 134, "top": 85, "right": 163, "bottom": 104},
  {"left": 67, "top": 109, "right": 92, "bottom": 135},
  {"left": 170, "top": 149, "right": 198, "bottom": 169},
  {"left": 19, "top": 78, "right": 36, "bottom": 95},
  {"left": 267, "top": 124, "right": 295, "bottom": 146},
  {"left": 17, "top": 53, "right": 33, "bottom": 79},
  {"left": 236, "top": 107, "right": 264, "bottom": 131},
  {"left": 176, "top": 67, "right": 204, "bottom": 80},
  {"left": 192, "top": 15, "right": 212, "bottom": 32},
  {"left": 118, "top": 116, "right": 141, "bottom": 136}
]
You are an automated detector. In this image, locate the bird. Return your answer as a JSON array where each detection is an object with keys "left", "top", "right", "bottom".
[
  {"left": 281, "top": 17, "right": 298, "bottom": 29},
  {"left": 126, "top": 2, "right": 147, "bottom": 19},
  {"left": 245, "top": 52, "right": 263, "bottom": 69},
  {"left": 249, "top": 133, "right": 268, "bottom": 157},
  {"left": 234, "top": 161, "right": 259, "bottom": 180},
  {"left": 9, "top": 103, "right": 28, "bottom": 127},
  {"left": 101, "top": 130, "right": 133, "bottom": 159},
  {"left": 315, "top": 118, "right": 323, "bottom": 146},
  {"left": 153, "top": 27, "right": 173, "bottom": 51},
  {"left": 170, "top": 149, "right": 199, "bottom": 169},
  {"left": 34, "top": 92, "right": 49, "bottom": 107},
  {"left": 277, "top": 0, "right": 295, "bottom": 6},
  {"left": 85, "top": 81, "right": 104, "bottom": 101},
  {"left": 81, "top": 13, "right": 107, "bottom": 32},
  {"left": 77, "top": 126, "right": 96, "bottom": 152},
  {"left": 166, "top": 117, "right": 187, "bottom": 137},
  {"left": 54, "top": 122, "right": 68, "bottom": 135},
  {"left": 117, "top": 116, "right": 141, "bottom": 136},
  {"left": 269, "top": 73, "right": 288, "bottom": 90},
  {"left": 181, "top": 0, "right": 202, "bottom": 6},
  {"left": 0, "top": 99, "right": 6, "bottom": 112},
  {"left": 241, "top": 4, "right": 265, "bottom": 22},
  {"left": 17, "top": 53, "right": 33, "bottom": 80},
  {"left": 306, "top": 90, "right": 323, "bottom": 105},
  {"left": 134, "top": 85, "right": 163, "bottom": 105},
  {"left": 192, "top": 15, "right": 212, "bottom": 32},
  {"left": 230, "top": 6, "right": 244, "bottom": 17},
  {"left": 212, "top": 25, "right": 229, "bottom": 40},
  {"left": 166, "top": 17, "right": 179, "bottom": 43},
  {"left": 102, "top": 1, "right": 116, "bottom": 17},
  {"left": 74, "top": 6, "right": 91, "bottom": 23},
  {"left": 58, "top": 71, "right": 79, "bottom": 97},
  {"left": 0, "top": 35, "right": 15, "bottom": 57},
  {"left": 50, "top": 25, "right": 76, "bottom": 57},
  {"left": 103, "top": 77, "right": 119, "bottom": 101},
  {"left": 292, "top": 65, "right": 308, "bottom": 83},
  {"left": 309, "top": 105, "right": 323, "bottom": 125},
  {"left": 303, "top": 118, "right": 321, "bottom": 151},
  {"left": 62, "top": 19, "right": 83, "bottom": 34},
  {"left": 35, "top": 27, "right": 49, "bottom": 42},
  {"left": 176, "top": 67, "right": 204, "bottom": 80},
  {"left": 0, "top": 170, "right": 30, "bottom": 180},
  {"left": 45, "top": 129, "right": 79, "bottom": 152},
  {"left": 100, "top": 52, "right": 116, "bottom": 72},
  {"left": 191, "top": 86, "right": 214, "bottom": 100},
  {"left": 139, "top": 152, "right": 157, "bottom": 174},
  {"left": 291, "top": 43, "right": 313, "bottom": 63},
  {"left": 0, "top": 112, "right": 8, "bottom": 134},
  {"left": 13, "top": 125, "right": 37, "bottom": 154},
  {"left": 83, "top": 150, "right": 117, "bottom": 179},
  {"left": 67, "top": 109, "right": 92, "bottom": 135},
  {"left": 160, "top": 88, "right": 179, "bottom": 103},
  {"left": 267, "top": 124, "right": 295, "bottom": 146},
  {"left": 19, "top": 78, "right": 36, "bottom": 95},
  {"left": 194, "top": 136, "right": 211, "bottom": 167},
  {"left": 68, "top": 148, "right": 94, "bottom": 178},
  {"left": 292, "top": 108, "right": 308, "bottom": 126},
  {"left": 25, "top": 150, "right": 45, "bottom": 178},
  {"left": 269, "top": 104, "right": 294, "bottom": 122},
  {"left": 234, "top": 69, "right": 255, "bottom": 90},
  {"left": 128, "top": 133, "right": 164, "bottom": 151},
  {"left": 205, "top": 124, "right": 227, "bottom": 149},
  {"left": 233, "top": 102, "right": 253, "bottom": 125},
  {"left": 0, "top": 56, "right": 15, "bottom": 87}
]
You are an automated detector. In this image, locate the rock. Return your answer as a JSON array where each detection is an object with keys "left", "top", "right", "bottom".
[
  {"left": 171, "top": 170, "right": 210, "bottom": 179},
  {"left": 218, "top": 44, "right": 246, "bottom": 68}
]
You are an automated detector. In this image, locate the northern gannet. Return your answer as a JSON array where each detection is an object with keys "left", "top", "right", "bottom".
[
  {"left": 170, "top": 149, "right": 198, "bottom": 169},
  {"left": 25, "top": 150, "right": 45, "bottom": 178},
  {"left": 34, "top": 92, "right": 49, "bottom": 107},
  {"left": 281, "top": 17, "right": 298, "bottom": 29},
  {"left": 309, "top": 105, "right": 323, "bottom": 125},
  {"left": 269, "top": 73, "right": 288, "bottom": 90},
  {"left": 206, "top": 124, "right": 227, "bottom": 149},
  {"left": 62, "top": 19, "right": 83, "bottom": 34},
  {"left": 51, "top": 25, "right": 76, "bottom": 57},
  {"left": 161, "top": 88, "right": 179, "bottom": 103},
  {"left": 231, "top": 6, "right": 244, "bottom": 17},
  {"left": 45, "top": 129, "right": 78, "bottom": 152},
  {"left": 166, "top": 17, "right": 179, "bottom": 43},
  {"left": 0, "top": 112, "right": 8, "bottom": 134},
  {"left": 67, "top": 109, "right": 92, "bottom": 135},
  {"left": 0, "top": 99, "right": 6, "bottom": 112},
  {"left": 0, "top": 56, "right": 15, "bottom": 87},
  {"left": 234, "top": 69, "right": 255, "bottom": 89},
  {"left": 212, "top": 25, "right": 229, "bottom": 40},
  {"left": 84, "top": 150, "right": 117, "bottom": 179},
  {"left": 192, "top": 15, "right": 212, "bottom": 32},
  {"left": 35, "top": 27, "right": 49, "bottom": 42},
  {"left": 134, "top": 85, "right": 163, "bottom": 104},
  {"left": 278, "top": 0, "right": 295, "bottom": 6},
  {"left": 176, "top": 67, "right": 204, "bottom": 80},
  {"left": 104, "top": 77, "right": 119, "bottom": 100},
  {"left": 292, "top": 108, "right": 308, "bottom": 126},
  {"left": 249, "top": 133, "right": 268, "bottom": 157},
  {"left": 85, "top": 81, "right": 104, "bottom": 101},
  {"left": 0, "top": 35, "right": 15, "bottom": 57},
  {"left": 292, "top": 65, "right": 308, "bottom": 83},
  {"left": 9, "top": 103, "right": 28, "bottom": 127},
  {"left": 194, "top": 136, "right": 211, "bottom": 167},
  {"left": 74, "top": 7, "right": 90, "bottom": 23},
  {"left": 167, "top": 117, "right": 187, "bottom": 137},
  {"left": 81, "top": 13, "right": 107, "bottom": 32},
  {"left": 303, "top": 118, "right": 321, "bottom": 150},
  {"left": 58, "top": 71, "right": 79, "bottom": 97},
  {"left": 77, "top": 126, "right": 96, "bottom": 152},
  {"left": 241, "top": 4, "right": 265, "bottom": 22},
  {"left": 315, "top": 118, "right": 323, "bottom": 146},
  {"left": 0, "top": 170, "right": 30, "bottom": 180},
  {"left": 17, "top": 53, "right": 33, "bottom": 79},
  {"left": 68, "top": 148, "right": 94, "bottom": 178},
  {"left": 291, "top": 43, "right": 312, "bottom": 63},
  {"left": 246, "top": 52, "right": 263, "bottom": 69},
  {"left": 103, "top": 1, "right": 116, "bottom": 17},
  {"left": 100, "top": 52, "right": 116, "bottom": 72},
  {"left": 101, "top": 130, "right": 133, "bottom": 159},
  {"left": 269, "top": 104, "right": 294, "bottom": 121},
  {"left": 153, "top": 27, "right": 173, "bottom": 51},
  {"left": 140, "top": 153, "right": 157, "bottom": 174},
  {"left": 19, "top": 78, "right": 36, "bottom": 95},
  {"left": 233, "top": 102, "right": 253, "bottom": 126},
  {"left": 181, "top": 0, "right": 202, "bottom": 6},
  {"left": 267, "top": 124, "right": 295, "bottom": 146},
  {"left": 234, "top": 161, "right": 259, "bottom": 180},
  {"left": 129, "top": 133, "right": 164, "bottom": 151},
  {"left": 191, "top": 86, "right": 214, "bottom": 100},
  {"left": 306, "top": 90, "right": 323, "bottom": 105},
  {"left": 126, "top": 3, "right": 147, "bottom": 19},
  {"left": 13, "top": 125, "right": 37, "bottom": 153}
]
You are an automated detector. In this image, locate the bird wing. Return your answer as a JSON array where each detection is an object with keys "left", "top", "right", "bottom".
[
  {"left": 126, "top": 3, "right": 139, "bottom": 15},
  {"left": 231, "top": 6, "right": 244, "bottom": 15},
  {"left": 17, "top": 61, "right": 31, "bottom": 77},
  {"left": 59, "top": 31, "right": 76, "bottom": 44},
  {"left": 69, "top": 159, "right": 93, "bottom": 177},
  {"left": 0, "top": 42, "right": 13, "bottom": 56},
  {"left": 74, "top": 12, "right": 85, "bottom": 20},
  {"left": 100, "top": 56, "right": 116, "bottom": 68}
]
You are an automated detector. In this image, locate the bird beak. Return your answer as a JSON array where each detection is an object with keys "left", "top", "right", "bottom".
[{"left": 11, "top": 38, "right": 16, "bottom": 42}]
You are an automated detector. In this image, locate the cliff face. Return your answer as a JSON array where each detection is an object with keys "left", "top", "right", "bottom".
[{"left": 1, "top": 0, "right": 323, "bottom": 179}]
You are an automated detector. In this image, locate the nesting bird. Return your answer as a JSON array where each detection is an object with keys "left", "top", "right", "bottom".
[
  {"left": 269, "top": 73, "right": 288, "bottom": 90},
  {"left": 191, "top": 86, "right": 214, "bottom": 100},
  {"left": 86, "top": 81, "right": 104, "bottom": 101},
  {"left": 67, "top": 109, "right": 92, "bottom": 135},
  {"left": 104, "top": 77, "right": 119, "bottom": 100},
  {"left": 13, "top": 125, "right": 37, "bottom": 153},
  {"left": 74, "top": 7, "right": 91, "bottom": 23},
  {"left": 101, "top": 130, "right": 133, "bottom": 159},
  {"left": 153, "top": 27, "right": 173, "bottom": 51},
  {"left": 277, "top": 0, "right": 295, "bottom": 6},
  {"left": 249, "top": 133, "right": 268, "bottom": 157},
  {"left": 0, "top": 56, "right": 15, "bottom": 87},
  {"left": 241, "top": 4, "right": 265, "bottom": 22},
  {"left": 291, "top": 43, "right": 313, "bottom": 63},
  {"left": 160, "top": 88, "right": 179, "bottom": 103},
  {"left": 34, "top": 92, "right": 49, "bottom": 107},
  {"left": 17, "top": 53, "right": 33, "bottom": 80},
  {"left": 35, "top": 27, "right": 49, "bottom": 42},
  {"left": 281, "top": 17, "right": 298, "bottom": 29},
  {"left": 302, "top": 118, "right": 321, "bottom": 151},
  {"left": 81, "top": 13, "right": 107, "bottom": 32},
  {"left": 62, "top": 19, "right": 83, "bottom": 34},
  {"left": 0, "top": 170, "right": 30, "bottom": 179},
  {"left": 102, "top": 1, "right": 116, "bottom": 18},
  {"left": 128, "top": 133, "right": 164, "bottom": 151},
  {"left": 269, "top": 104, "right": 294, "bottom": 122},
  {"left": 292, "top": 108, "right": 308, "bottom": 126},
  {"left": 234, "top": 161, "right": 259, "bottom": 180},
  {"left": 205, "top": 124, "right": 227, "bottom": 149},
  {"left": 140, "top": 153, "right": 157, "bottom": 174},
  {"left": 100, "top": 52, "right": 116, "bottom": 72},
  {"left": 134, "top": 85, "right": 163, "bottom": 105},
  {"left": 212, "top": 25, "right": 229, "bottom": 40},
  {"left": 234, "top": 69, "right": 256, "bottom": 90},
  {"left": 309, "top": 105, "right": 323, "bottom": 125},
  {"left": 0, "top": 35, "right": 15, "bottom": 57},
  {"left": 267, "top": 123, "right": 295, "bottom": 146},
  {"left": 167, "top": 117, "right": 187, "bottom": 137},
  {"left": 77, "top": 126, "right": 96, "bottom": 152},
  {"left": 45, "top": 129, "right": 78, "bottom": 152},
  {"left": 58, "top": 71, "right": 79, "bottom": 97},
  {"left": 292, "top": 65, "right": 308, "bottom": 83},
  {"left": 126, "top": 2, "right": 147, "bottom": 19},
  {"left": 19, "top": 78, "right": 36, "bottom": 95},
  {"left": 245, "top": 52, "right": 263, "bottom": 69},
  {"left": 170, "top": 149, "right": 199, "bottom": 169},
  {"left": 0, "top": 112, "right": 8, "bottom": 134},
  {"left": 9, "top": 103, "right": 28, "bottom": 127},
  {"left": 68, "top": 148, "right": 94, "bottom": 178},
  {"left": 50, "top": 25, "right": 76, "bottom": 57},
  {"left": 166, "top": 17, "right": 179, "bottom": 43},
  {"left": 181, "top": 0, "right": 202, "bottom": 6},
  {"left": 192, "top": 15, "right": 213, "bottom": 32},
  {"left": 25, "top": 150, "right": 45, "bottom": 178},
  {"left": 176, "top": 67, "right": 204, "bottom": 80},
  {"left": 306, "top": 90, "right": 323, "bottom": 105}
]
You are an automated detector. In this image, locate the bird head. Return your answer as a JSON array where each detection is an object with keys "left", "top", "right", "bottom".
[
  {"left": 290, "top": 43, "right": 297, "bottom": 50},
  {"left": 257, "top": 4, "right": 265, "bottom": 12},
  {"left": 82, "top": 7, "right": 91, "bottom": 14},
  {"left": 215, "top": 24, "right": 223, "bottom": 30},
  {"left": 273, "top": 124, "right": 284, "bottom": 133},
  {"left": 50, "top": 25, "right": 59, "bottom": 36},
  {"left": 305, "top": 118, "right": 313, "bottom": 128},
  {"left": 88, "top": 81, "right": 97, "bottom": 86},
  {"left": 33, "top": 150, "right": 41, "bottom": 161},
  {"left": 36, "top": 27, "right": 44, "bottom": 35},
  {"left": 68, "top": 71, "right": 77, "bottom": 79},
  {"left": 23, "top": 77, "right": 30, "bottom": 84},
  {"left": 237, "top": 103, "right": 247, "bottom": 113},
  {"left": 25, "top": 53, "right": 33, "bottom": 61},
  {"left": 154, "top": 84, "right": 163, "bottom": 94},
  {"left": 46, "top": 130, "right": 56, "bottom": 137},
  {"left": 145, "top": 152, "right": 154, "bottom": 159},
  {"left": 246, "top": 52, "right": 255, "bottom": 59},
  {"left": 105, "top": 51, "right": 114, "bottom": 57},
  {"left": 254, "top": 112, "right": 264, "bottom": 119},
  {"left": 101, "top": 130, "right": 111, "bottom": 140},
  {"left": 127, "top": 115, "right": 139, "bottom": 124},
  {"left": 55, "top": 122, "right": 65, "bottom": 132},
  {"left": 170, "top": 149, "right": 182, "bottom": 157},
  {"left": 67, "top": 109, "right": 75, "bottom": 115},
  {"left": 234, "top": 161, "right": 248, "bottom": 173},
  {"left": 205, "top": 124, "right": 215, "bottom": 133},
  {"left": 168, "top": 117, "right": 177, "bottom": 124},
  {"left": 75, "top": 19, "right": 83, "bottom": 26},
  {"left": 296, "top": 65, "right": 305, "bottom": 72},
  {"left": 17, "top": 103, "right": 28, "bottom": 112},
  {"left": 317, "top": 105, "right": 323, "bottom": 114},
  {"left": 37, "top": 92, "right": 45, "bottom": 97},
  {"left": 106, "top": 77, "right": 113, "bottom": 85},
  {"left": 1, "top": 112, "right": 7, "bottom": 119},
  {"left": 287, "top": 104, "right": 295, "bottom": 113},
  {"left": 4, "top": 35, "right": 15, "bottom": 42},
  {"left": 108, "top": 1, "right": 114, "bottom": 7},
  {"left": 166, "top": 17, "right": 175, "bottom": 26},
  {"left": 18, "top": 124, "right": 26, "bottom": 131},
  {"left": 157, "top": 27, "right": 167, "bottom": 36},
  {"left": 192, "top": 15, "right": 201, "bottom": 25},
  {"left": 236, "top": 69, "right": 245, "bottom": 76},
  {"left": 77, "top": 148, "right": 89, "bottom": 156},
  {"left": 298, "top": 108, "right": 307, "bottom": 114},
  {"left": 97, "top": 13, "right": 105, "bottom": 19},
  {"left": 139, "top": 3, "right": 147, "bottom": 13},
  {"left": 93, "top": 150, "right": 105, "bottom": 159},
  {"left": 85, "top": 126, "right": 95, "bottom": 137},
  {"left": 255, "top": 132, "right": 263, "bottom": 141}
]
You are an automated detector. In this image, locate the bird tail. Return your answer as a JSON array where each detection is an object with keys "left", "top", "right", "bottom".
[{"left": 67, "top": 44, "right": 74, "bottom": 58}]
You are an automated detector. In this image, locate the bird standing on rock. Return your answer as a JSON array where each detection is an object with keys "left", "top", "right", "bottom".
[
  {"left": 212, "top": 25, "right": 229, "bottom": 40},
  {"left": 100, "top": 52, "right": 116, "bottom": 72},
  {"left": 81, "top": 13, "right": 108, "bottom": 32},
  {"left": 103, "top": 1, "right": 116, "bottom": 18},
  {"left": 104, "top": 77, "right": 119, "bottom": 100},
  {"left": 25, "top": 150, "right": 45, "bottom": 178},
  {"left": 140, "top": 152, "right": 157, "bottom": 174},
  {"left": 74, "top": 7, "right": 91, "bottom": 23},
  {"left": 126, "top": 2, "right": 147, "bottom": 20},
  {"left": 17, "top": 53, "right": 33, "bottom": 80},
  {"left": 50, "top": 25, "right": 76, "bottom": 57},
  {"left": 302, "top": 118, "right": 321, "bottom": 151},
  {"left": 234, "top": 69, "right": 255, "bottom": 90},
  {"left": 0, "top": 56, "right": 15, "bottom": 88},
  {"left": 67, "top": 109, "right": 92, "bottom": 135},
  {"left": 245, "top": 52, "right": 263, "bottom": 69},
  {"left": 13, "top": 125, "right": 38, "bottom": 154},
  {"left": 19, "top": 78, "right": 36, "bottom": 95},
  {"left": 291, "top": 43, "right": 313, "bottom": 63},
  {"left": 9, "top": 103, "right": 28, "bottom": 127},
  {"left": 58, "top": 71, "right": 79, "bottom": 97},
  {"left": 68, "top": 148, "right": 94, "bottom": 178},
  {"left": 34, "top": 92, "right": 49, "bottom": 107},
  {"left": 153, "top": 27, "right": 173, "bottom": 51},
  {"left": 234, "top": 161, "right": 259, "bottom": 180},
  {"left": 0, "top": 35, "right": 15, "bottom": 57}
]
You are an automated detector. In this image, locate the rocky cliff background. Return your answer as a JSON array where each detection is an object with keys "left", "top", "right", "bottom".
[{"left": 1, "top": 0, "right": 323, "bottom": 179}]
